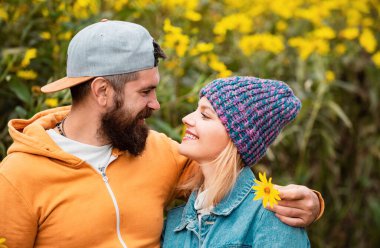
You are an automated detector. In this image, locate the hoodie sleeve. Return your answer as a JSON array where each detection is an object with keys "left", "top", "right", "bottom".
[{"left": 0, "top": 174, "right": 37, "bottom": 248}]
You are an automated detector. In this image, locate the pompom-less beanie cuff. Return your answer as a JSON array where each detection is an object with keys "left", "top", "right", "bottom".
[{"left": 199, "top": 76, "right": 301, "bottom": 167}]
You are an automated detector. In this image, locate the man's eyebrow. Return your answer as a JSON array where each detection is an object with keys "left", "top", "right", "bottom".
[{"left": 139, "top": 85, "right": 157, "bottom": 91}]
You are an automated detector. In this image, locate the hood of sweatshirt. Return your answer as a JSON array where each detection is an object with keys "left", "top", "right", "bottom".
[{"left": 7, "top": 106, "right": 84, "bottom": 167}]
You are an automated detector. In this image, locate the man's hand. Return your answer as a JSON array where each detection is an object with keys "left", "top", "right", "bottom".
[{"left": 266, "top": 184, "right": 320, "bottom": 227}]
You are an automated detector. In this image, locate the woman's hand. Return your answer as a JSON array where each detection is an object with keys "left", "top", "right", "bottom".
[{"left": 266, "top": 184, "right": 322, "bottom": 227}]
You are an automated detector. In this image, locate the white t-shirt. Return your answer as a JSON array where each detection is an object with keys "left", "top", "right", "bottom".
[
  {"left": 46, "top": 129, "right": 116, "bottom": 172},
  {"left": 194, "top": 189, "right": 214, "bottom": 220}
]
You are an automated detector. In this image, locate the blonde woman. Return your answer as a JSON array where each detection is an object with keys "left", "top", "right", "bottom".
[{"left": 163, "top": 76, "right": 310, "bottom": 247}]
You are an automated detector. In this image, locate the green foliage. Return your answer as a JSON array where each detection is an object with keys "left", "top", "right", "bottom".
[{"left": 1, "top": 0, "right": 380, "bottom": 247}]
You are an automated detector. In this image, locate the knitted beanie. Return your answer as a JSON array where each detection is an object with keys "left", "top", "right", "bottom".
[{"left": 199, "top": 76, "right": 301, "bottom": 166}]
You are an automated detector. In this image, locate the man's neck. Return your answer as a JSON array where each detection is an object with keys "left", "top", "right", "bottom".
[{"left": 58, "top": 107, "right": 109, "bottom": 147}]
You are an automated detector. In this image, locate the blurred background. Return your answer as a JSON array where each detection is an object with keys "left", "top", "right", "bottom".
[{"left": 0, "top": 0, "right": 379, "bottom": 247}]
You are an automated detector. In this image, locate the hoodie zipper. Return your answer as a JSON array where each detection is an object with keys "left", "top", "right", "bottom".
[{"left": 99, "top": 166, "right": 128, "bottom": 248}]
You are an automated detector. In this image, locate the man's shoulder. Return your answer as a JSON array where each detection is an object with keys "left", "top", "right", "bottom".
[
  {"left": 147, "top": 130, "right": 179, "bottom": 144},
  {"left": 146, "top": 130, "right": 180, "bottom": 154}
]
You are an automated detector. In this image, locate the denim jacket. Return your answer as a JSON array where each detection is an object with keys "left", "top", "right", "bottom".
[{"left": 162, "top": 167, "right": 310, "bottom": 248}]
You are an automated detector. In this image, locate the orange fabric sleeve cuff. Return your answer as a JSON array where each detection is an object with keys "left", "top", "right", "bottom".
[{"left": 312, "top": 190, "right": 325, "bottom": 221}]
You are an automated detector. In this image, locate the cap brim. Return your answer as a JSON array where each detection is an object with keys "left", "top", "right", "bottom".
[{"left": 41, "top": 76, "right": 95, "bottom": 93}]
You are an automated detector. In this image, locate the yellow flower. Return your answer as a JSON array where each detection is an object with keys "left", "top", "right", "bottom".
[
  {"left": 185, "top": 10, "right": 202, "bottom": 21},
  {"left": 58, "top": 31, "right": 73, "bottom": 41},
  {"left": 213, "top": 13, "right": 252, "bottom": 41},
  {"left": 40, "top": 32, "right": 51, "bottom": 40},
  {"left": 252, "top": 172, "right": 281, "bottom": 208},
  {"left": 372, "top": 52, "right": 380, "bottom": 68},
  {"left": 17, "top": 70, "right": 38, "bottom": 80},
  {"left": 73, "top": 0, "right": 99, "bottom": 19},
  {"left": 21, "top": 48, "right": 37, "bottom": 67},
  {"left": 335, "top": 44, "right": 346, "bottom": 55},
  {"left": 45, "top": 98, "right": 59, "bottom": 107},
  {"left": 340, "top": 28, "right": 359, "bottom": 40},
  {"left": 325, "top": 70, "right": 335, "bottom": 83},
  {"left": 0, "top": 237, "right": 8, "bottom": 248},
  {"left": 239, "top": 34, "right": 284, "bottom": 55},
  {"left": 0, "top": 6, "right": 9, "bottom": 21},
  {"left": 189, "top": 42, "right": 214, "bottom": 56},
  {"left": 359, "top": 28, "right": 377, "bottom": 53},
  {"left": 313, "top": 26, "right": 336, "bottom": 40},
  {"left": 163, "top": 19, "right": 190, "bottom": 57},
  {"left": 276, "top": 20, "right": 288, "bottom": 32}
]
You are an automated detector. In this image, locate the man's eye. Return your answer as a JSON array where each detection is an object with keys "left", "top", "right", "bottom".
[{"left": 142, "top": 90, "right": 151, "bottom": 95}]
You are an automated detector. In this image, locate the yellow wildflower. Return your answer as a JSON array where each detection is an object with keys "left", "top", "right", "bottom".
[
  {"left": 58, "top": 2, "right": 66, "bottom": 11},
  {"left": 45, "top": 98, "right": 59, "bottom": 107},
  {"left": 276, "top": 20, "right": 288, "bottom": 32},
  {"left": 57, "top": 15, "right": 70, "bottom": 23},
  {"left": 41, "top": 8, "right": 49, "bottom": 17},
  {"left": 40, "top": 32, "right": 51, "bottom": 40},
  {"left": 217, "top": 69, "right": 232, "bottom": 78},
  {"left": 73, "top": 0, "right": 99, "bottom": 19},
  {"left": 340, "top": 28, "right": 359, "bottom": 40},
  {"left": 58, "top": 31, "right": 73, "bottom": 41},
  {"left": 17, "top": 70, "right": 38, "bottom": 80},
  {"left": 0, "top": 6, "right": 9, "bottom": 21},
  {"left": 185, "top": 10, "right": 202, "bottom": 21},
  {"left": 359, "top": 28, "right": 377, "bottom": 53},
  {"left": 314, "top": 39, "right": 330, "bottom": 55},
  {"left": 335, "top": 44, "right": 347, "bottom": 55},
  {"left": 112, "top": 0, "right": 129, "bottom": 11},
  {"left": 325, "top": 70, "right": 335, "bottom": 83},
  {"left": 346, "top": 9, "right": 362, "bottom": 27},
  {"left": 21, "top": 48, "right": 37, "bottom": 67},
  {"left": 372, "top": 52, "right": 380, "bottom": 68},
  {"left": 313, "top": 26, "right": 336, "bottom": 40},
  {"left": 362, "top": 18, "right": 373, "bottom": 27},
  {"left": 252, "top": 172, "right": 281, "bottom": 208},
  {"left": 239, "top": 34, "right": 284, "bottom": 55},
  {"left": 190, "top": 42, "right": 214, "bottom": 56},
  {"left": 163, "top": 19, "right": 190, "bottom": 57},
  {"left": 213, "top": 14, "right": 253, "bottom": 41}
]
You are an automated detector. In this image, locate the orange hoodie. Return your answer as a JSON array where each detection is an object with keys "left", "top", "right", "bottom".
[{"left": 0, "top": 107, "right": 192, "bottom": 248}]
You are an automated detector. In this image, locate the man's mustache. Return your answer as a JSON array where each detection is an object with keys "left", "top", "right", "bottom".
[{"left": 136, "top": 107, "right": 153, "bottom": 120}]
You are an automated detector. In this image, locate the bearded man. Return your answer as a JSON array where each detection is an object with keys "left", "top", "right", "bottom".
[{"left": 0, "top": 20, "right": 324, "bottom": 248}]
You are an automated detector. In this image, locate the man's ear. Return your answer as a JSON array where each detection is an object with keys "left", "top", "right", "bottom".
[{"left": 90, "top": 77, "right": 112, "bottom": 107}]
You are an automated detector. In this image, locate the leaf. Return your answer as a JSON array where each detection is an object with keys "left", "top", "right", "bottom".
[
  {"left": 327, "top": 100, "right": 352, "bottom": 129},
  {"left": 8, "top": 80, "right": 31, "bottom": 104}
]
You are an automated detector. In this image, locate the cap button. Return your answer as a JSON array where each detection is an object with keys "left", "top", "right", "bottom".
[{"left": 100, "top": 19, "right": 108, "bottom": 22}]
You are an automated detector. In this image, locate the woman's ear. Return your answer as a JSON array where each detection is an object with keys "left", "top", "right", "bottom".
[{"left": 90, "top": 77, "right": 112, "bottom": 107}]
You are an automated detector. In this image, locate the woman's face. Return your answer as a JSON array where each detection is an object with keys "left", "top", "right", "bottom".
[{"left": 179, "top": 97, "right": 230, "bottom": 164}]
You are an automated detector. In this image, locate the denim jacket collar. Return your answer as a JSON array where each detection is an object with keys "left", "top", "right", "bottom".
[{"left": 175, "top": 167, "right": 255, "bottom": 231}]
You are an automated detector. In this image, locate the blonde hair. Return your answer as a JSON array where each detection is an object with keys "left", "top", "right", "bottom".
[{"left": 179, "top": 139, "right": 244, "bottom": 207}]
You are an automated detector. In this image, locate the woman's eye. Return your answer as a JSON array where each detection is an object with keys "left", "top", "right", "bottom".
[{"left": 201, "top": 113, "right": 209, "bottom": 119}]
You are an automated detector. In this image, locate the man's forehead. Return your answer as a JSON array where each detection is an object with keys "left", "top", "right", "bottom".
[{"left": 126, "top": 68, "right": 159, "bottom": 89}]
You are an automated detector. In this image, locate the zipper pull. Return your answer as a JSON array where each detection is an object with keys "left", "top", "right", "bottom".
[{"left": 99, "top": 166, "right": 109, "bottom": 183}]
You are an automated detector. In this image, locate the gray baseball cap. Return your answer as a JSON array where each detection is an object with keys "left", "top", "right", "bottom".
[{"left": 41, "top": 20, "right": 155, "bottom": 93}]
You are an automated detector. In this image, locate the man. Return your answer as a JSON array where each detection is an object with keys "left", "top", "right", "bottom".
[{"left": 0, "top": 20, "right": 323, "bottom": 247}]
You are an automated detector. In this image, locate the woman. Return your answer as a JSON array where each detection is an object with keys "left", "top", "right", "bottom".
[{"left": 162, "top": 76, "right": 310, "bottom": 247}]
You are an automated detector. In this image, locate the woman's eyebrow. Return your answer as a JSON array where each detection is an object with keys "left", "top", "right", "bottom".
[{"left": 199, "top": 105, "right": 217, "bottom": 114}]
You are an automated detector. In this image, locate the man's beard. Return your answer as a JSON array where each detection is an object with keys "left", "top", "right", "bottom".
[{"left": 99, "top": 104, "right": 153, "bottom": 156}]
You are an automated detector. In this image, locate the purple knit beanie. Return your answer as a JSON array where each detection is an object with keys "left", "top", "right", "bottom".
[{"left": 199, "top": 76, "right": 301, "bottom": 166}]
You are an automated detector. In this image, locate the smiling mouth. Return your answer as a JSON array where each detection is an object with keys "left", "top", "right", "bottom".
[
  {"left": 183, "top": 133, "right": 198, "bottom": 141},
  {"left": 138, "top": 118, "right": 145, "bottom": 125}
]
